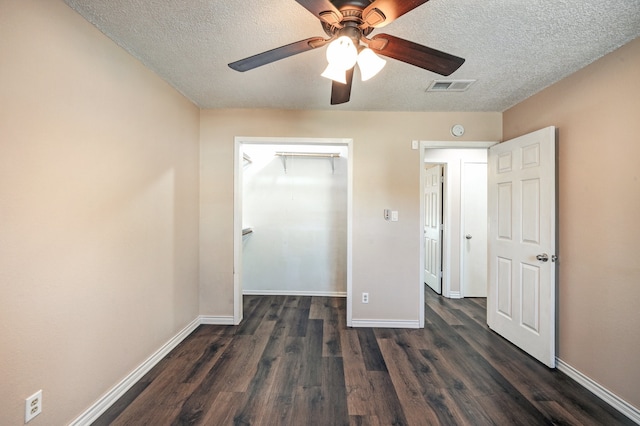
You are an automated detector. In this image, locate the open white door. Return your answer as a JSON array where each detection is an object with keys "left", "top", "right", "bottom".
[
  {"left": 487, "top": 127, "right": 556, "bottom": 367},
  {"left": 424, "top": 165, "right": 443, "bottom": 294}
]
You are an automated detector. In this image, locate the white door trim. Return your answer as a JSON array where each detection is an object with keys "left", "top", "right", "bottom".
[
  {"left": 419, "top": 141, "right": 497, "bottom": 326},
  {"left": 234, "top": 136, "right": 354, "bottom": 325}
]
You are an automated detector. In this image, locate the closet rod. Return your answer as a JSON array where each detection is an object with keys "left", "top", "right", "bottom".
[{"left": 275, "top": 152, "right": 340, "bottom": 158}]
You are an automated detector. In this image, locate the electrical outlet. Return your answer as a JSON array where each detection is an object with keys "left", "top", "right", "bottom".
[
  {"left": 362, "top": 293, "right": 369, "bottom": 304},
  {"left": 25, "top": 390, "right": 42, "bottom": 423}
]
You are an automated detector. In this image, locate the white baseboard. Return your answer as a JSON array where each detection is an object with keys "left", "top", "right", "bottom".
[
  {"left": 69, "top": 317, "right": 201, "bottom": 426},
  {"left": 199, "top": 315, "right": 235, "bottom": 325},
  {"left": 448, "top": 290, "right": 462, "bottom": 299},
  {"left": 242, "top": 289, "right": 347, "bottom": 297},
  {"left": 350, "top": 319, "right": 420, "bottom": 329},
  {"left": 556, "top": 358, "right": 640, "bottom": 424}
]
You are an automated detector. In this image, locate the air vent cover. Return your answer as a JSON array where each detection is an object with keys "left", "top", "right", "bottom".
[{"left": 426, "top": 79, "right": 476, "bottom": 92}]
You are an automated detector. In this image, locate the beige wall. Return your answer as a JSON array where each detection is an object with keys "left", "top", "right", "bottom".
[
  {"left": 0, "top": 1, "right": 200, "bottom": 424},
  {"left": 200, "top": 110, "right": 501, "bottom": 321},
  {"left": 504, "top": 37, "right": 640, "bottom": 408}
]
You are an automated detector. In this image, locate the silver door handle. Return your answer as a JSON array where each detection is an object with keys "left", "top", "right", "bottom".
[
  {"left": 536, "top": 253, "right": 549, "bottom": 262},
  {"left": 465, "top": 234, "right": 472, "bottom": 239}
]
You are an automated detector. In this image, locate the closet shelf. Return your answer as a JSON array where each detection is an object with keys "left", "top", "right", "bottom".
[{"left": 275, "top": 152, "right": 341, "bottom": 174}]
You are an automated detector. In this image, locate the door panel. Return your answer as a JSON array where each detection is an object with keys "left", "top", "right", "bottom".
[
  {"left": 488, "top": 126, "right": 556, "bottom": 368},
  {"left": 424, "top": 165, "right": 442, "bottom": 293},
  {"left": 462, "top": 162, "right": 487, "bottom": 297},
  {"left": 497, "top": 257, "right": 512, "bottom": 316}
]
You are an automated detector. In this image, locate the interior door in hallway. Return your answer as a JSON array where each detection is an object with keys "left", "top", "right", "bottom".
[
  {"left": 462, "top": 162, "right": 487, "bottom": 297},
  {"left": 424, "top": 164, "right": 443, "bottom": 294},
  {"left": 487, "top": 126, "right": 556, "bottom": 368}
]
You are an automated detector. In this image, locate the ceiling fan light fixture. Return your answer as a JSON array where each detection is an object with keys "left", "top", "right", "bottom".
[
  {"left": 357, "top": 48, "right": 386, "bottom": 81},
  {"left": 321, "top": 63, "right": 347, "bottom": 84},
  {"left": 325, "top": 36, "right": 358, "bottom": 70}
]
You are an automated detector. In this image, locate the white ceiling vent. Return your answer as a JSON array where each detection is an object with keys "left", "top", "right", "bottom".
[{"left": 426, "top": 79, "right": 476, "bottom": 92}]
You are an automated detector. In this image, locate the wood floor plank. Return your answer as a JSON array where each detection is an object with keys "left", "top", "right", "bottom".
[
  {"left": 295, "top": 318, "right": 323, "bottom": 388},
  {"left": 289, "top": 358, "right": 350, "bottom": 425},
  {"left": 390, "top": 330, "right": 495, "bottom": 425},
  {"left": 309, "top": 296, "right": 328, "bottom": 319},
  {"left": 289, "top": 305, "right": 310, "bottom": 337},
  {"left": 368, "top": 371, "right": 410, "bottom": 425},
  {"left": 170, "top": 320, "right": 275, "bottom": 424},
  {"left": 236, "top": 296, "right": 273, "bottom": 335},
  {"left": 95, "top": 294, "right": 635, "bottom": 426},
  {"left": 356, "top": 328, "right": 388, "bottom": 372},
  {"left": 426, "top": 296, "right": 465, "bottom": 326},
  {"left": 195, "top": 391, "right": 245, "bottom": 426},
  {"left": 312, "top": 297, "right": 343, "bottom": 357},
  {"left": 340, "top": 329, "right": 376, "bottom": 416},
  {"left": 349, "top": 415, "right": 381, "bottom": 426},
  {"left": 377, "top": 336, "right": 451, "bottom": 425},
  {"left": 264, "top": 295, "right": 286, "bottom": 321},
  {"left": 323, "top": 356, "right": 350, "bottom": 423},
  {"left": 283, "top": 295, "right": 301, "bottom": 308}
]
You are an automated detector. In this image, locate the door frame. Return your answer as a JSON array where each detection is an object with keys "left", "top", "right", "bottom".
[
  {"left": 234, "top": 136, "right": 354, "bottom": 325},
  {"left": 423, "top": 163, "right": 444, "bottom": 294},
  {"left": 419, "top": 141, "right": 497, "bottom": 325}
]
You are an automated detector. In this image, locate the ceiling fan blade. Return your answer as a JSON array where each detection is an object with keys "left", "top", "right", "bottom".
[
  {"left": 295, "top": 0, "right": 344, "bottom": 26},
  {"left": 362, "top": 0, "right": 430, "bottom": 28},
  {"left": 330, "top": 67, "right": 354, "bottom": 105},
  {"left": 369, "top": 34, "right": 465, "bottom": 76},
  {"left": 229, "top": 37, "right": 330, "bottom": 72}
]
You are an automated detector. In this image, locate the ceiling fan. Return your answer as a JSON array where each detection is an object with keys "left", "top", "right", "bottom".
[{"left": 228, "top": 0, "right": 465, "bottom": 105}]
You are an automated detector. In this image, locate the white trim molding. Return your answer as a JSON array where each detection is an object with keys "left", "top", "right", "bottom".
[
  {"left": 448, "top": 290, "right": 462, "bottom": 299},
  {"left": 243, "top": 290, "right": 347, "bottom": 297},
  {"left": 350, "top": 319, "right": 420, "bottom": 329},
  {"left": 199, "top": 315, "right": 236, "bottom": 325},
  {"left": 556, "top": 358, "right": 640, "bottom": 424},
  {"left": 69, "top": 317, "right": 201, "bottom": 426}
]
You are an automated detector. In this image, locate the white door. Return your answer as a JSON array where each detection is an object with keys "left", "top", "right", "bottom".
[
  {"left": 462, "top": 162, "right": 487, "bottom": 297},
  {"left": 487, "top": 126, "right": 556, "bottom": 368},
  {"left": 424, "top": 165, "right": 443, "bottom": 293}
]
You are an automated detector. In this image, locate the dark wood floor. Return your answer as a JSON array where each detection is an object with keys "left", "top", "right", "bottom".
[{"left": 94, "top": 289, "right": 633, "bottom": 425}]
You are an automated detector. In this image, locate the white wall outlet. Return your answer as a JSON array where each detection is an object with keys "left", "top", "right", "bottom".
[
  {"left": 25, "top": 390, "right": 42, "bottom": 423},
  {"left": 362, "top": 292, "right": 369, "bottom": 304}
]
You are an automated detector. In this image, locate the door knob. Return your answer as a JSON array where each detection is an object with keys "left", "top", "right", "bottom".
[
  {"left": 536, "top": 253, "right": 549, "bottom": 262},
  {"left": 465, "top": 234, "right": 472, "bottom": 239}
]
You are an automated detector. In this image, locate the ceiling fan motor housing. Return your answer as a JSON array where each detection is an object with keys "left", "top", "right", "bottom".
[{"left": 322, "top": 8, "right": 374, "bottom": 38}]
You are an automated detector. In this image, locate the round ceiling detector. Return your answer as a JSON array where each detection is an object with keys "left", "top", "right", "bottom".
[{"left": 451, "top": 124, "right": 465, "bottom": 137}]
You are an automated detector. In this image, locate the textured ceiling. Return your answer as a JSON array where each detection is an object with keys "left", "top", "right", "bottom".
[{"left": 63, "top": 0, "right": 640, "bottom": 112}]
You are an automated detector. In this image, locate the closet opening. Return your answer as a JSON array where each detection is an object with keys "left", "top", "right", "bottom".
[{"left": 233, "top": 137, "right": 354, "bottom": 325}]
